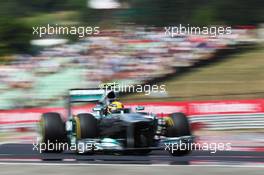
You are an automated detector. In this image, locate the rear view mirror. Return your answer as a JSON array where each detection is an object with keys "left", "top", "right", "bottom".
[
  {"left": 93, "top": 107, "right": 101, "bottom": 112},
  {"left": 136, "top": 106, "right": 145, "bottom": 111}
]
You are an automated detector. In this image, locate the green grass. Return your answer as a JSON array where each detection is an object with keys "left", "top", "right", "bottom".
[
  {"left": 21, "top": 11, "right": 80, "bottom": 25},
  {"left": 122, "top": 46, "right": 264, "bottom": 102}
]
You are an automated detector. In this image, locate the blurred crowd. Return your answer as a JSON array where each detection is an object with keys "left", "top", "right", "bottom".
[{"left": 0, "top": 27, "right": 259, "bottom": 109}]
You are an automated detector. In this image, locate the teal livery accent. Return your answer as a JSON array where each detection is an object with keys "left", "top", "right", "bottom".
[{"left": 70, "top": 94, "right": 103, "bottom": 102}]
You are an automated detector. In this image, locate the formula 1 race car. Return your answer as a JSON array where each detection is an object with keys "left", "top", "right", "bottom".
[{"left": 39, "top": 88, "right": 194, "bottom": 156}]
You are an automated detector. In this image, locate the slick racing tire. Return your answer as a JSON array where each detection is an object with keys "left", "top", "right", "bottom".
[
  {"left": 75, "top": 113, "right": 98, "bottom": 139},
  {"left": 40, "top": 112, "right": 67, "bottom": 153},
  {"left": 166, "top": 113, "right": 192, "bottom": 156},
  {"left": 75, "top": 113, "right": 98, "bottom": 154}
]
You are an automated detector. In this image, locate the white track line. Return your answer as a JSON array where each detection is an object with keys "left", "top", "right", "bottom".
[{"left": 0, "top": 162, "right": 263, "bottom": 168}]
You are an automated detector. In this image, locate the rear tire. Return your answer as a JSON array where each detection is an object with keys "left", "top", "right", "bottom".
[
  {"left": 75, "top": 113, "right": 98, "bottom": 154},
  {"left": 40, "top": 112, "right": 67, "bottom": 153},
  {"left": 166, "top": 113, "right": 192, "bottom": 156},
  {"left": 76, "top": 113, "right": 98, "bottom": 139}
]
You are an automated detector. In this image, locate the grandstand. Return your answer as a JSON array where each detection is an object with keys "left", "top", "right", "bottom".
[{"left": 0, "top": 28, "right": 260, "bottom": 109}]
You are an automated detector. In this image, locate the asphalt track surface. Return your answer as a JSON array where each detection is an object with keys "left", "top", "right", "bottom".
[
  {"left": 0, "top": 144, "right": 263, "bottom": 175},
  {"left": 0, "top": 163, "right": 263, "bottom": 175},
  {"left": 0, "top": 143, "right": 263, "bottom": 164}
]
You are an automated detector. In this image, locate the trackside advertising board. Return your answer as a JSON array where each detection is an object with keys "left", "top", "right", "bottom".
[{"left": 0, "top": 99, "right": 264, "bottom": 126}]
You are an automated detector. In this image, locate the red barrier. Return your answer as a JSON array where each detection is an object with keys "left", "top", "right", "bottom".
[{"left": 1, "top": 99, "right": 264, "bottom": 125}]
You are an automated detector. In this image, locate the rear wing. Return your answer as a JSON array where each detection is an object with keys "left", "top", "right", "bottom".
[{"left": 69, "top": 88, "right": 110, "bottom": 103}]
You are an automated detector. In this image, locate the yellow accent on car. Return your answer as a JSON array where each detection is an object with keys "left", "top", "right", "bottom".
[
  {"left": 75, "top": 117, "right": 81, "bottom": 139},
  {"left": 39, "top": 117, "right": 45, "bottom": 142},
  {"left": 164, "top": 117, "right": 174, "bottom": 126}
]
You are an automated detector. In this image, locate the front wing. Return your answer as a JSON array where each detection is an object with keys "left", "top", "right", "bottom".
[{"left": 76, "top": 135, "right": 195, "bottom": 153}]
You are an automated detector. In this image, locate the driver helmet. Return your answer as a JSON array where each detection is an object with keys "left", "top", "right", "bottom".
[{"left": 107, "top": 101, "right": 124, "bottom": 113}]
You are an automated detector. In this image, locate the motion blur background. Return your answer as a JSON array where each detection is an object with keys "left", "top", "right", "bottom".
[{"left": 0, "top": 0, "right": 264, "bottom": 154}]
